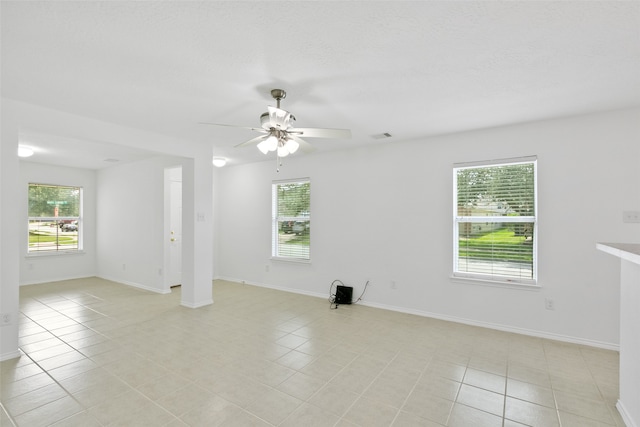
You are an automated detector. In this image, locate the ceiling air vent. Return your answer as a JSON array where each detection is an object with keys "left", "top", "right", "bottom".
[
  {"left": 372, "top": 132, "right": 392, "bottom": 140},
  {"left": 103, "top": 158, "right": 120, "bottom": 163}
]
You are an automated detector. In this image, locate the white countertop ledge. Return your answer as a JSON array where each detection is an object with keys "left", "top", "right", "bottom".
[{"left": 596, "top": 242, "right": 640, "bottom": 266}]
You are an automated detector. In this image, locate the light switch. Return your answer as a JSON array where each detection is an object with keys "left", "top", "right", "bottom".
[{"left": 623, "top": 211, "right": 640, "bottom": 223}]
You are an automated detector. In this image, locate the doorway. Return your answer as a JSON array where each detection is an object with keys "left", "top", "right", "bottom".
[{"left": 165, "top": 166, "right": 182, "bottom": 289}]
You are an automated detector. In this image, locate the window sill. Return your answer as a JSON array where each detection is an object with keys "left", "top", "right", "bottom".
[
  {"left": 271, "top": 257, "right": 311, "bottom": 264},
  {"left": 26, "top": 251, "right": 86, "bottom": 258},
  {"left": 450, "top": 275, "right": 539, "bottom": 290}
]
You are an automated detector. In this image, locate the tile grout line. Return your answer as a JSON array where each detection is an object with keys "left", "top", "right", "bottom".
[
  {"left": 331, "top": 350, "right": 402, "bottom": 427},
  {"left": 0, "top": 401, "right": 18, "bottom": 427},
  {"left": 387, "top": 351, "right": 438, "bottom": 427}
]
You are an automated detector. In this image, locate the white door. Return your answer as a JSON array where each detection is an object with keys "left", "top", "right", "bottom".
[{"left": 168, "top": 168, "right": 182, "bottom": 287}]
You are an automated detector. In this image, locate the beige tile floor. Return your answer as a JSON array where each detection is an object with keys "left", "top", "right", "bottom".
[{"left": 0, "top": 277, "right": 625, "bottom": 427}]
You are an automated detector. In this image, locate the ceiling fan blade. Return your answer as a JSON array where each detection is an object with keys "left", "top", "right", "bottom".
[
  {"left": 289, "top": 127, "right": 351, "bottom": 139},
  {"left": 199, "top": 122, "right": 266, "bottom": 133},
  {"left": 234, "top": 134, "right": 268, "bottom": 148},
  {"left": 288, "top": 134, "right": 316, "bottom": 153},
  {"left": 267, "top": 106, "right": 294, "bottom": 130}
]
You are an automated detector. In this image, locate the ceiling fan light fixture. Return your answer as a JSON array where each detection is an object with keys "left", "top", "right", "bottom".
[
  {"left": 277, "top": 144, "right": 290, "bottom": 157},
  {"left": 258, "top": 135, "right": 279, "bottom": 154},
  {"left": 285, "top": 138, "right": 299, "bottom": 154},
  {"left": 257, "top": 139, "right": 270, "bottom": 154},
  {"left": 266, "top": 135, "right": 278, "bottom": 151},
  {"left": 202, "top": 88, "right": 350, "bottom": 171}
]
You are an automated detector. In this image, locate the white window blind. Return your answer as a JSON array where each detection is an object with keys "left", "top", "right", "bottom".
[
  {"left": 28, "top": 183, "right": 82, "bottom": 253},
  {"left": 453, "top": 157, "right": 537, "bottom": 285},
  {"left": 272, "top": 179, "right": 310, "bottom": 260}
]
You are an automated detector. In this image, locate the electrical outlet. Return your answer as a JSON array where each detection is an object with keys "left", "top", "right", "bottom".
[
  {"left": 623, "top": 211, "right": 640, "bottom": 223},
  {"left": 390, "top": 280, "right": 397, "bottom": 289},
  {"left": 265, "top": 264, "right": 270, "bottom": 272},
  {"left": 545, "top": 298, "right": 555, "bottom": 311},
  {"left": 1, "top": 313, "right": 11, "bottom": 326},
  {"left": 122, "top": 263, "right": 127, "bottom": 271}
]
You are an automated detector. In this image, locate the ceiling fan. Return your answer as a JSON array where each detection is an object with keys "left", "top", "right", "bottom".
[{"left": 201, "top": 89, "right": 351, "bottom": 162}]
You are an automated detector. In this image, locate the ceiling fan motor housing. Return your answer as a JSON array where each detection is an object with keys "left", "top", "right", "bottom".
[
  {"left": 271, "top": 89, "right": 286, "bottom": 101},
  {"left": 260, "top": 112, "right": 271, "bottom": 130}
]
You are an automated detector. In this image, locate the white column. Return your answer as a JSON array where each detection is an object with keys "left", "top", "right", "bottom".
[
  {"left": 597, "top": 243, "right": 640, "bottom": 427},
  {"left": 619, "top": 259, "right": 640, "bottom": 427},
  {"left": 0, "top": 106, "right": 21, "bottom": 361},
  {"left": 180, "top": 150, "right": 214, "bottom": 308}
]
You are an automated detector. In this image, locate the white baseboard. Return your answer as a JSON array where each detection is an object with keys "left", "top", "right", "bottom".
[
  {"left": 617, "top": 400, "right": 638, "bottom": 427},
  {"left": 97, "top": 275, "right": 171, "bottom": 294},
  {"left": 215, "top": 277, "right": 619, "bottom": 351},
  {"left": 181, "top": 299, "right": 214, "bottom": 309},
  {"left": 20, "top": 275, "right": 171, "bottom": 295},
  {"left": 0, "top": 350, "right": 21, "bottom": 362},
  {"left": 20, "top": 274, "right": 94, "bottom": 287},
  {"left": 359, "top": 300, "right": 619, "bottom": 351},
  {"left": 215, "top": 276, "right": 327, "bottom": 300}
]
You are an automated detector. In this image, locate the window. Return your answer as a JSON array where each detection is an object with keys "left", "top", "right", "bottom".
[
  {"left": 453, "top": 157, "right": 537, "bottom": 285},
  {"left": 28, "top": 183, "right": 82, "bottom": 253},
  {"left": 272, "top": 179, "right": 310, "bottom": 260}
]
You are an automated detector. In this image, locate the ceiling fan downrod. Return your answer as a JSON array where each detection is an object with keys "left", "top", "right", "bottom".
[{"left": 271, "top": 89, "right": 286, "bottom": 109}]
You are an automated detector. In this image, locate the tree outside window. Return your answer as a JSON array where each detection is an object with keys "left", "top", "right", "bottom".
[
  {"left": 454, "top": 158, "right": 537, "bottom": 285},
  {"left": 272, "top": 179, "right": 310, "bottom": 260}
]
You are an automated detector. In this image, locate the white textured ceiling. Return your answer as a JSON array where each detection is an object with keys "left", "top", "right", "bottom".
[{"left": 2, "top": 1, "right": 640, "bottom": 168}]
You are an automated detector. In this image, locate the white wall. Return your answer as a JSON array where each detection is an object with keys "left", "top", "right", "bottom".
[
  {"left": 96, "top": 155, "right": 185, "bottom": 293},
  {"left": 215, "top": 108, "right": 640, "bottom": 349},
  {"left": 19, "top": 163, "right": 97, "bottom": 285}
]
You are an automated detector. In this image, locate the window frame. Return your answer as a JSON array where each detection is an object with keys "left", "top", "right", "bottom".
[
  {"left": 27, "top": 183, "right": 83, "bottom": 255},
  {"left": 271, "top": 178, "right": 311, "bottom": 262},
  {"left": 452, "top": 156, "right": 538, "bottom": 287}
]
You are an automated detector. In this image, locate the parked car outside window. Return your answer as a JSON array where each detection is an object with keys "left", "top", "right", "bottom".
[
  {"left": 292, "top": 221, "right": 309, "bottom": 235},
  {"left": 281, "top": 220, "right": 295, "bottom": 234},
  {"left": 61, "top": 221, "right": 78, "bottom": 232}
]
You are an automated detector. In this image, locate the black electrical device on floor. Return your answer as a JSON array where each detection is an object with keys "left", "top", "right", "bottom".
[{"left": 335, "top": 285, "right": 353, "bottom": 305}]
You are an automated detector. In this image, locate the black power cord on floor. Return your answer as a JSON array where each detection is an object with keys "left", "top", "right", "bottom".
[
  {"left": 328, "top": 279, "right": 370, "bottom": 309},
  {"left": 353, "top": 280, "right": 370, "bottom": 304},
  {"left": 328, "top": 279, "right": 341, "bottom": 309}
]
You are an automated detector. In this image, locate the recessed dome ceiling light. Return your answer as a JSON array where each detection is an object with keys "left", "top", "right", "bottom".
[
  {"left": 212, "top": 157, "right": 227, "bottom": 167},
  {"left": 18, "top": 146, "right": 34, "bottom": 157}
]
